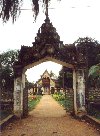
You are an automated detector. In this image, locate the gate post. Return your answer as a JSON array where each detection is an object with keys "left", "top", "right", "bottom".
[
  {"left": 14, "top": 72, "right": 28, "bottom": 118},
  {"left": 14, "top": 76, "right": 23, "bottom": 117},
  {"left": 76, "top": 69, "right": 87, "bottom": 116},
  {"left": 22, "top": 72, "right": 28, "bottom": 117},
  {"left": 73, "top": 69, "right": 77, "bottom": 115}
]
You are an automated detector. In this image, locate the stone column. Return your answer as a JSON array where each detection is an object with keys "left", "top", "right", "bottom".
[
  {"left": 76, "top": 69, "right": 86, "bottom": 116},
  {"left": 22, "top": 73, "right": 25, "bottom": 89},
  {"left": 14, "top": 76, "right": 23, "bottom": 117},
  {"left": 22, "top": 72, "right": 29, "bottom": 117},
  {"left": 73, "top": 69, "right": 77, "bottom": 115}
]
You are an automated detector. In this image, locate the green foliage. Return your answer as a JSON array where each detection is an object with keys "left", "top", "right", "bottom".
[
  {"left": 88, "top": 64, "right": 100, "bottom": 88},
  {"left": 88, "top": 95, "right": 94, "bottom": 101},
  {"left": 0, "top": 50, "right": 19, "bottom": 70},
  {"left": 50, "top": 70, "right": 56, "bottom": 78},
  {"left": 89, "top": 65, "right": 100, "bottom": 78},
  {"left": 25, "top": 78, "right": 34, "bottom": 90},
  {"left": 57, "top": 66, "right": 73, "bottom": 88},
  {"left": 52, "top": 92, "right": 73, "bottom": 112},
  {"left": 28, "top": 95, "right": 42, "bottom": 111},
  {"left": 0, "top": 50, "right": 19, "bottom": 90},
  {"left": 74, "top": 37, "right": 100, "bottom": 67},
  {"left": 53, "top": 93, "right": 65, "bottom": 101},
  {"left": 0, "top": 0, "right": 22, "bottom": 22},
  {"left": 96, "top": 54, "right": 100, "bottom": 63},
  {"left": 0, "top": 0, "right": 54, "bottom": 22}
]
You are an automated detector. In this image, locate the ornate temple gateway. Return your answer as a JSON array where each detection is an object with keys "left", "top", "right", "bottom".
[{"left": 13, "top": 1, "right": 88, "bottom": 118}]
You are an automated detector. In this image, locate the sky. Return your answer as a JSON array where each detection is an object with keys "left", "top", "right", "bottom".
[
  {"left": 0, "top": 0, "right": 100, "bottom": 82},
  {"left": 26, "top": 61, "right": 62, "bottom": 83}
]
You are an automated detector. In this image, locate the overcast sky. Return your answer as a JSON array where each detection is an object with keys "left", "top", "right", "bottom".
[{"left": 0, "top": 0, "right": 100, "bottom": 82}]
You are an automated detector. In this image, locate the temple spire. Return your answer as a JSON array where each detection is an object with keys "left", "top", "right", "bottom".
[{"left": 45, "top": 0, "right": 49, "bottom": 19}]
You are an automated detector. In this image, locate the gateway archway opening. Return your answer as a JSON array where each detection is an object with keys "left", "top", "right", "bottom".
[
  {"left": 26, "top": 61, "right": 62, "bottom": 94},
  {"left": 25, "top": 61, "right": 73, "bottom": 112},
  {"left": 24, "top": 59, "right": 74, "bottom": 116}
]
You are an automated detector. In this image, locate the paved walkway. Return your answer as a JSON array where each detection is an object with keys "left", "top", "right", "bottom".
[
  {"left": 30, "top": 95, "right": 66, "bottom": 117},
  {"left": 1, "top": 95, "right": 100, "bottom": 136}
]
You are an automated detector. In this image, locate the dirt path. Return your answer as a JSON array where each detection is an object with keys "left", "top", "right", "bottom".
[{"left": 1, "top": 95, "right": 100, "bottom": 136}]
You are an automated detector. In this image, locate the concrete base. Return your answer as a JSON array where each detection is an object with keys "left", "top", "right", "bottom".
[
  {"left": 76, "top": 111, "right": 87, "bottom": 119},
  {"left": 13, "top": 110, "right": 23, "bottom": 118}
]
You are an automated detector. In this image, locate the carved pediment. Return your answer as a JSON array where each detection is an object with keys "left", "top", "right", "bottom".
[{"left": 14, "top": 17, "right": 78, "bottom": 76}]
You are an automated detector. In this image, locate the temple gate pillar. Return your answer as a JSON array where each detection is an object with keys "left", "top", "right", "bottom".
[
  {"left": 76, "top": 69, "right": 87, "bottom": 116},
  {"left": 73, "top": 68, "right": 87, "bottom": 117},
  {"left": 14, "top": 76, "right": 23, "bottom": 117},
  {"left": 73, "top": 69, "right": 77, "bottom": 115},
  {"left": 22, "top": 72, "right": 28, "bottom": 117},
  {"left": 13, "top": 69, "right": 26, "bottom": 118}
]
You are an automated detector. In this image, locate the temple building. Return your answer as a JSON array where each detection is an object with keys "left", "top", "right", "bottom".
[{"left": 36, "top": 70, "right": 57, "bottom": 94}]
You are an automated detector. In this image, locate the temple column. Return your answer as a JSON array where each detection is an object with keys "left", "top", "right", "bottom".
[
  {"left": 73, "top": 69, "right": 77, "bottom": 115},
  {"left": 76, "top": 69, "right": 87, "bottom": 116},
  {"left": 14, "top": 76, "right": 23, "bottom": 117},
  {"left": 22, "top": 72, "right": 29, "bottom": 117},
  {"left": 14, "top": 69, "right": 26, "bottom": 118}
]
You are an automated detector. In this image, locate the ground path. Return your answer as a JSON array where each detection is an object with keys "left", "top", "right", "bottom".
[{"left": 1, "top": 95, "right": 100, "bottom": 136}]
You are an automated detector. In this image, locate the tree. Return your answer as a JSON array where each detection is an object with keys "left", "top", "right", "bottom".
[
  {"left": 1, "top": 50, "right": 19, "bottom": 71},
  {"left": 0, "top": 50, "right": 19, "bottom": 90},
  {"left": 0, "top": 0, "right": 58, "bottom": 22},
  {"left": 50, "top": 70, "right": 57, "bottom": 79},
  {"left": 88, "top": 64, "right": 100, "bottom": 88},
  {"left": 25, "top": 74, "right": 34, "bottom": 89},
  {"left": 57, "top": 66, "right": 73, "bottom": 89},
  {"left": 74, "top": 37, "right": 100, "bottom": 68},
  {"left": 96, "top": 54, "right": 100, "bottom": 64}
]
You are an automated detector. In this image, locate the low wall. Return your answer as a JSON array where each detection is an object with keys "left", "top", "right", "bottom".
[
  {"left": 84, "top": 115, "right": 100, "bottom": 130},
  {"left": 88, "top": 88, "right": 100, "bottom": 102},
  {"left": 88, "top": 88, "right": 100, "bottom": 118}
]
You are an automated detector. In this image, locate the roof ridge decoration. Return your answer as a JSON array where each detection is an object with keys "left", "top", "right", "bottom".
[{"left": 41, "top": 69, "right": 50, "bottom": 78}]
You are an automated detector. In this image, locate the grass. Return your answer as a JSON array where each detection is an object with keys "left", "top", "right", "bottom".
[
  {"left": 52, "top": 93, "right": 73, "bottom": 112},
  {"left": 58, "top": 99, "right": 73, "bottom": 112},
  {"left": 28, "top": 95, "right": 42, "bottom": 111}
]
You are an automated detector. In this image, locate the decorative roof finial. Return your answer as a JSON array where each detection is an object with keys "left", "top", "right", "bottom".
[{"left": 45, "top": 0, "right": 49, "bottom": 20}]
